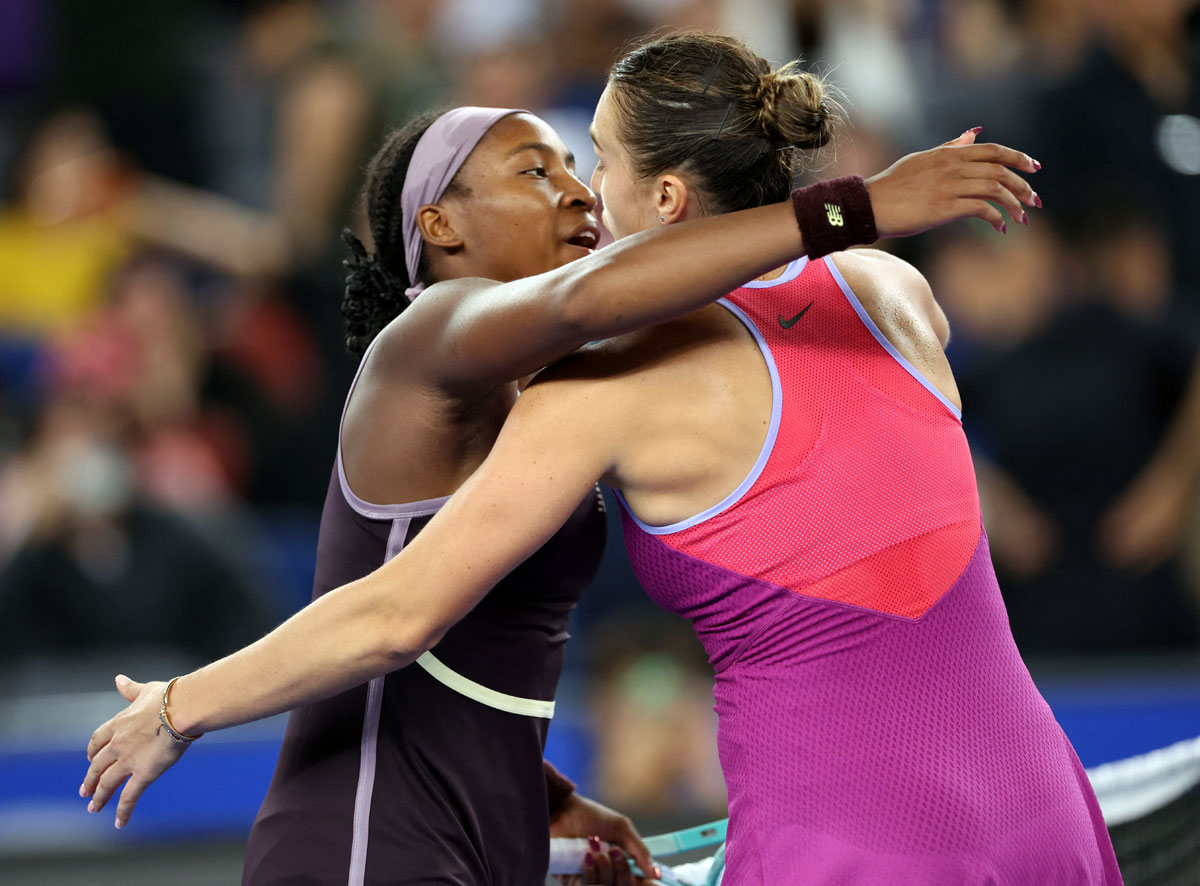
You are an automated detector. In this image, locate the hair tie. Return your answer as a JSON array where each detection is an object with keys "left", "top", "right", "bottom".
[{"left": 754, "top": 74, "right": 774, "bottom": 106}]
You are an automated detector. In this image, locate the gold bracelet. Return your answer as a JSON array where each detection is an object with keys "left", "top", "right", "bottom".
[{"left": 156, "top": 676, "right": 203, "bottom": 743}]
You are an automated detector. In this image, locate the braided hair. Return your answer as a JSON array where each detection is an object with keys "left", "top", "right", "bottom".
[{"left": 342, "top": 109, "right": 471, "bottom": 355}]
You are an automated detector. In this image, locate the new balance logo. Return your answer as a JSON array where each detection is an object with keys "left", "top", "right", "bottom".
[{"left": 825, "top": 203, "right": 844, "bottom": 226}]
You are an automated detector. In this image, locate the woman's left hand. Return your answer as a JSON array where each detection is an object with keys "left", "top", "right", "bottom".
[
  {"left": 80, "top": 675, "right": 190, "bottom": 828},
  {"left": 551, "top": 792, "right": 660, "bottom": 884}
]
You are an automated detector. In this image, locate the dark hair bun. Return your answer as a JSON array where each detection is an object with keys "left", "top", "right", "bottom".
[
  {"left": 754, "top": 64, "right": 840, "bottom": 150},
  {"left": 609, "top": 32, "right": 843, "bottom": 213}
]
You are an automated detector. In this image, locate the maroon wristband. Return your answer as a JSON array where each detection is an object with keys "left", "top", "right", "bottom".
[
  {"left": 544, "top": 759, "right": 576, "bottom": 818},
  {"left": 790, "top": 174, "right": 877, "bottom": 259}
]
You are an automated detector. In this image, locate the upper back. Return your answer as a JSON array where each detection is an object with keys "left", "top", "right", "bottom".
[{"left": 585, "top": 251, "right": 979, "bottom": 621}]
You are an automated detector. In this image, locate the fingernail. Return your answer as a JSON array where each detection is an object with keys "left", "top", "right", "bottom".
[
  {"left": 115, "top": 674, "right": 128, "bottom": 686},
  {"left": 1001, "top": 222, "right": 1008, "bottom": 235},
  {"left": 584, "top": 852, "right": 595, "bottom": 868},
  {"left": 1032, "top": 191, "right": 1042, "bottom": 209},
  {"left": 609, "top": 848, "right": 623, "bottom": 861},
  {"left": 654, "top": 865, "right": 663, "bottom": 878},
  {"left": 588, "top": 835, "right": 601, "bottom": 852},
  {"left": 79, "top": 783, "right": 87, "bottom": 797},
  {"left": 115, "top": 819, "right": 124, "bottom": 830},
  {"left": 1032, "top": 158, "right": 1042, "bottom": 171},
  {"left": 1021, "top": 210, "right": 1029, "bottom": 225},
  {"left": 87, "top": 801, "right": 96, "bottom": 813},
  {"left": 968, "top": 125, "right": 983, "bottom": 134}
]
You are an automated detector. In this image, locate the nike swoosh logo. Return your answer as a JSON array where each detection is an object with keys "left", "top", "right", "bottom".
[{"left": 779, "top": 301, "right": 815, "bottom": 329}]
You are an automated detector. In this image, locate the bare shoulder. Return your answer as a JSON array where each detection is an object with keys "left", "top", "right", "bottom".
[
  {"left": 828, "top": 248, "right": 949, "bottom": 348},
  {"left": 830, "top": 248, "right": 931, "bottom": 301},
  {"left": 367, "top": 278, "right": 497, "bottom": 370}
]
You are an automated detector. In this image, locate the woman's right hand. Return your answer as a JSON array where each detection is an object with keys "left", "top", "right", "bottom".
[
  {"left": 80, "top": 674, "right": 190, "bottom": 828},
  {"left": 866, "top": 128, "right": 1041, "bottom": 238}
]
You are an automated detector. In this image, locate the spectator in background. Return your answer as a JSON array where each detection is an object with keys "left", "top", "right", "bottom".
[
  {"left": 932, "top": 202, "right": 1200, "bottom": 652},
  {"left": 355, "top": 0, "right": 452, "bottom": 126},
  {"left": 0, "top": 384, "right": 272, "bottom": 682},
  {"left": 1029, "top": 0, "right": 1200, "bottom": 299},
  {"left": 40, "top": 0, "right": 211, "bottom": 186},
  {"left": 0, "top": 249, "right": 279, "bottom": 659},
  {"left": 0, "top": 109, "right": 131, "bottom": 343},
  {"left": 135, "top": 0, "right": 374, "bottom": 282},
  {"left": 587, "top": 614, "right": 726, "bottom": 826},
  {"left": 918, "top": 0, "right": 1200, "bottom": 654},
  {"left": 107, "top": 0, "right": 381, "bottom": 504}
]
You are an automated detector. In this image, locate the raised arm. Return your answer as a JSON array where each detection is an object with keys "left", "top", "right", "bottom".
[
  {"left": 400, "top": 131, "right": 1039, "bottom": 391},
  {"left": 81, "top": 368, "right": 625, "bottom": 827}
]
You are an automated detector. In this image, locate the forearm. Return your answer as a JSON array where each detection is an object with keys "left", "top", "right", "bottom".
[
  {"left": 166, "top": 570, "right": 424, "bottom": 735},
  {"left": 558, "top": 202, "right": 803, "bottom": 337},
  {"left": 163, "top": 454, "right": 585, "bottom": 736},
  {"left": 425, "top": 200, "right": 811, "bottom": 390}
]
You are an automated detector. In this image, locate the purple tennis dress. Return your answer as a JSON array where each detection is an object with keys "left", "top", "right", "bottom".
[
  {"left": 618, "top": 258, "right": 1123, "bottom": 884},
  {"left": 241, "top": 346, "right": 605, "bottom": 885}
]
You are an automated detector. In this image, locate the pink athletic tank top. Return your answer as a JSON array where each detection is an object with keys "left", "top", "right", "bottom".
[{"left": 617, "top": 256, "right": 1122, "bottom": 885}]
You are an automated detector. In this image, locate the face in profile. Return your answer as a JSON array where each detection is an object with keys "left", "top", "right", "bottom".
[
  {"left": 589, "top": 86, "right": 662, "bottom": 241},
  {"left": 432, "top": 113, "right": 600, "bottom": 282}
]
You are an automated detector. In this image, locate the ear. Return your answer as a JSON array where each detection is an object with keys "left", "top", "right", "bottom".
[
  {"left": 415, "top": 204, "right": 464, "bottom": 250},
  {"left": 655, "top": 174, "right": 694, "bottom": 225}
]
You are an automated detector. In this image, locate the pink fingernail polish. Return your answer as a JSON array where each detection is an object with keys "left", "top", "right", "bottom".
[
  {"left": 584, "top": 853, "right": 595, "bottom": 868},
  {"left": 1021, "top": 211, "right": 1029, "bottom": 225},
  {"left": 1001, "top": 222, "right": 1008, "bottom": 235},
  {"left": 1032, "top": 158, "right": 1042, "bottom": 171},
  {"left": 609, "top": 848, "right": 623, "bottom": 861},
  {"left": 969, "top": 126, "right": 983, "bottom": 134},
  {"left": 1032, "top": 192, "right": 1043, "bottom": 209},
  {"left": 588, "top": 835, "right": 601, "bottom": 852}
]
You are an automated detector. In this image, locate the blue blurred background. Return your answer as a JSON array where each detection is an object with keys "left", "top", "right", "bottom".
[{"left": 1, "top": 0, "right": 1199, "bottom": 882}]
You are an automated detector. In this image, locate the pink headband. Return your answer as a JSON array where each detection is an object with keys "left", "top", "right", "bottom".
[{"left": 400, "top": 106, "right": 526, "bottom": 298}]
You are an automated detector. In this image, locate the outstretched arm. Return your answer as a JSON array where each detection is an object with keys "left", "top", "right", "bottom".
[
  {"left": 82, "top": 371, "right": 624, "bottom": 827},
  {"left": 403, "top": 130, "right": 1039, "bottom": 391}
]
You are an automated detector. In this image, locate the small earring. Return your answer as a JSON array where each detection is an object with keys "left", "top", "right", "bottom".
[{"left": 659, "top": 216, "right": 665, "bottom": 223}]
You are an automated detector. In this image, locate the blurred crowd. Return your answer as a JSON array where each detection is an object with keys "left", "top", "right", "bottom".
[{"left": 1, "top": 0, "right": 1199, "bottom": 827}]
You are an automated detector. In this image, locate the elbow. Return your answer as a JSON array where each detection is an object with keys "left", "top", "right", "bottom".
[{"left": 379, "top": 615, "right": 445, "bottom": 669}]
